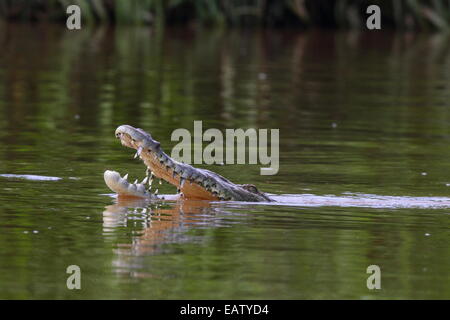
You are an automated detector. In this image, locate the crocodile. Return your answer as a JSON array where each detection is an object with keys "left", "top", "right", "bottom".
[{"left": 104, "top": 125, "right": 273, "bottom": 202}]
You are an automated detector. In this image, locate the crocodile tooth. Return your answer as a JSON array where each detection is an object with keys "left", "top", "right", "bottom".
[
  {"left": 158, "top": 154, "right": 166, "bottom": 163},
  {"left": 181, "top": 170, "right": 190, "bottom": 179},
  {"left": 133, "top": 179, "right": 138, "bottom": 184},
  {"left": 136, "top": 184, "right": 145, "bottom": 193},
  {"left": 195, "top": 176, "right": 203, "bottom": 184},
  {"left": 134, "top": 151, "right": 139, "bottom": 159},
  {"left": 149, "top": 173, "right": 154, "bottom": 184},
  {"left": 123, "top": 173, "right": 129, "bottom": 180},
  {"left": 164, "top": 158, "right": 172, "bottom": 167},
  {"left": 154, "top": 188, "right": 159, "bottom": 195},
  {"left": 159, "top": 179, "right": 162, "bottom": 185},
  {"left": 180, "top": 177, "right": 185, "bottom": 189},
  {"left": 146, "top": 168, "right": 150, "bottom": 176},
  {"left": 137, "top": 146, "right": 143, "bottom": 156},
  {"left": 142, "top": 176, "right": 149, "bottom": 184},
  {"left": 174, "top": 164, "right": 182, "bottom": 174}
]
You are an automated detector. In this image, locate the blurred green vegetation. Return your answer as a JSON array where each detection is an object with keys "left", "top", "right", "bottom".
[{"left": 0, "top": 0, "right": 449, "bottom": 30}]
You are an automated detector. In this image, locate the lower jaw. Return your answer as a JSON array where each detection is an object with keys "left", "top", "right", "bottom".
[{"left": 104, "top": 170, "right": 155, "bottom": 199}]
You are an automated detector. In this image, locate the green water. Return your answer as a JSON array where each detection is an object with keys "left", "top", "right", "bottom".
[{"left": 0, "top": 25, "right": 449, "bottom": 299}]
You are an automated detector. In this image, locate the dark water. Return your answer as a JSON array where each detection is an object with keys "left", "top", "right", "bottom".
[{"left": 0, "top": 24, "right": 449, "bottom": 299}]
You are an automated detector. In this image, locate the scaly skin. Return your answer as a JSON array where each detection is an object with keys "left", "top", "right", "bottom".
[{"left": 104, "top": 125, "right": 273, "bottom": 202}]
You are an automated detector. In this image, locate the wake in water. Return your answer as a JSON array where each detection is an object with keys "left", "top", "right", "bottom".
[
  {"left": 0, "top": 174, "right": 79, "bottom": 181},
  {"left": 3, "top": 173, "right": 450, "bottom": 209},
  {"left": 0, "top": 174, "right": 62, "bottom": 181},
  {"left": 102, "top": 192, "right": 450, "bottom": 209}
]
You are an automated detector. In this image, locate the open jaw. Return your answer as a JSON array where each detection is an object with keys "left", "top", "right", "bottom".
[{"left": 104, "top": 125, "right": 273, "bottom": 202}]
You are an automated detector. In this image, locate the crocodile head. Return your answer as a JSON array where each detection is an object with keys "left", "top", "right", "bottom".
[{"left": 104, "top": 125, "right": 272, "bottom": 202}]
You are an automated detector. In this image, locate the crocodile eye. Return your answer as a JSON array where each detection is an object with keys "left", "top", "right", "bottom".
[{"left": 243, "top": 184, "right": 258, "bottom": 193}]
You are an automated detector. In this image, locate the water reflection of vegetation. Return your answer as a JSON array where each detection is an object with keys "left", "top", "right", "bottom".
[{"left": 1, "top": 1, "right": 450, "bottom": 30}]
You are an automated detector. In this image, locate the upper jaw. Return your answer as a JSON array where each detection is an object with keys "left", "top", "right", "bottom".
[{"left": 115, "top": 125, "right": 161, "bottom": 153}]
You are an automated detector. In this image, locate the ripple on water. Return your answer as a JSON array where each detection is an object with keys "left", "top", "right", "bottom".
[
  {"left": 267, "top": 193, "right": 450, "bottom": 209},
  {"left": 0, "top": 174, "right": 62, "bottom": 181}
]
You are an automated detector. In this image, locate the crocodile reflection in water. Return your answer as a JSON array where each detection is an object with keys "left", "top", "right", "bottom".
[
  {"left": 103, "top": 197, "right": 229, "bottom": 258},
  {"left": 103, "top": 189, "right": 450, "bottom": 278}
]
